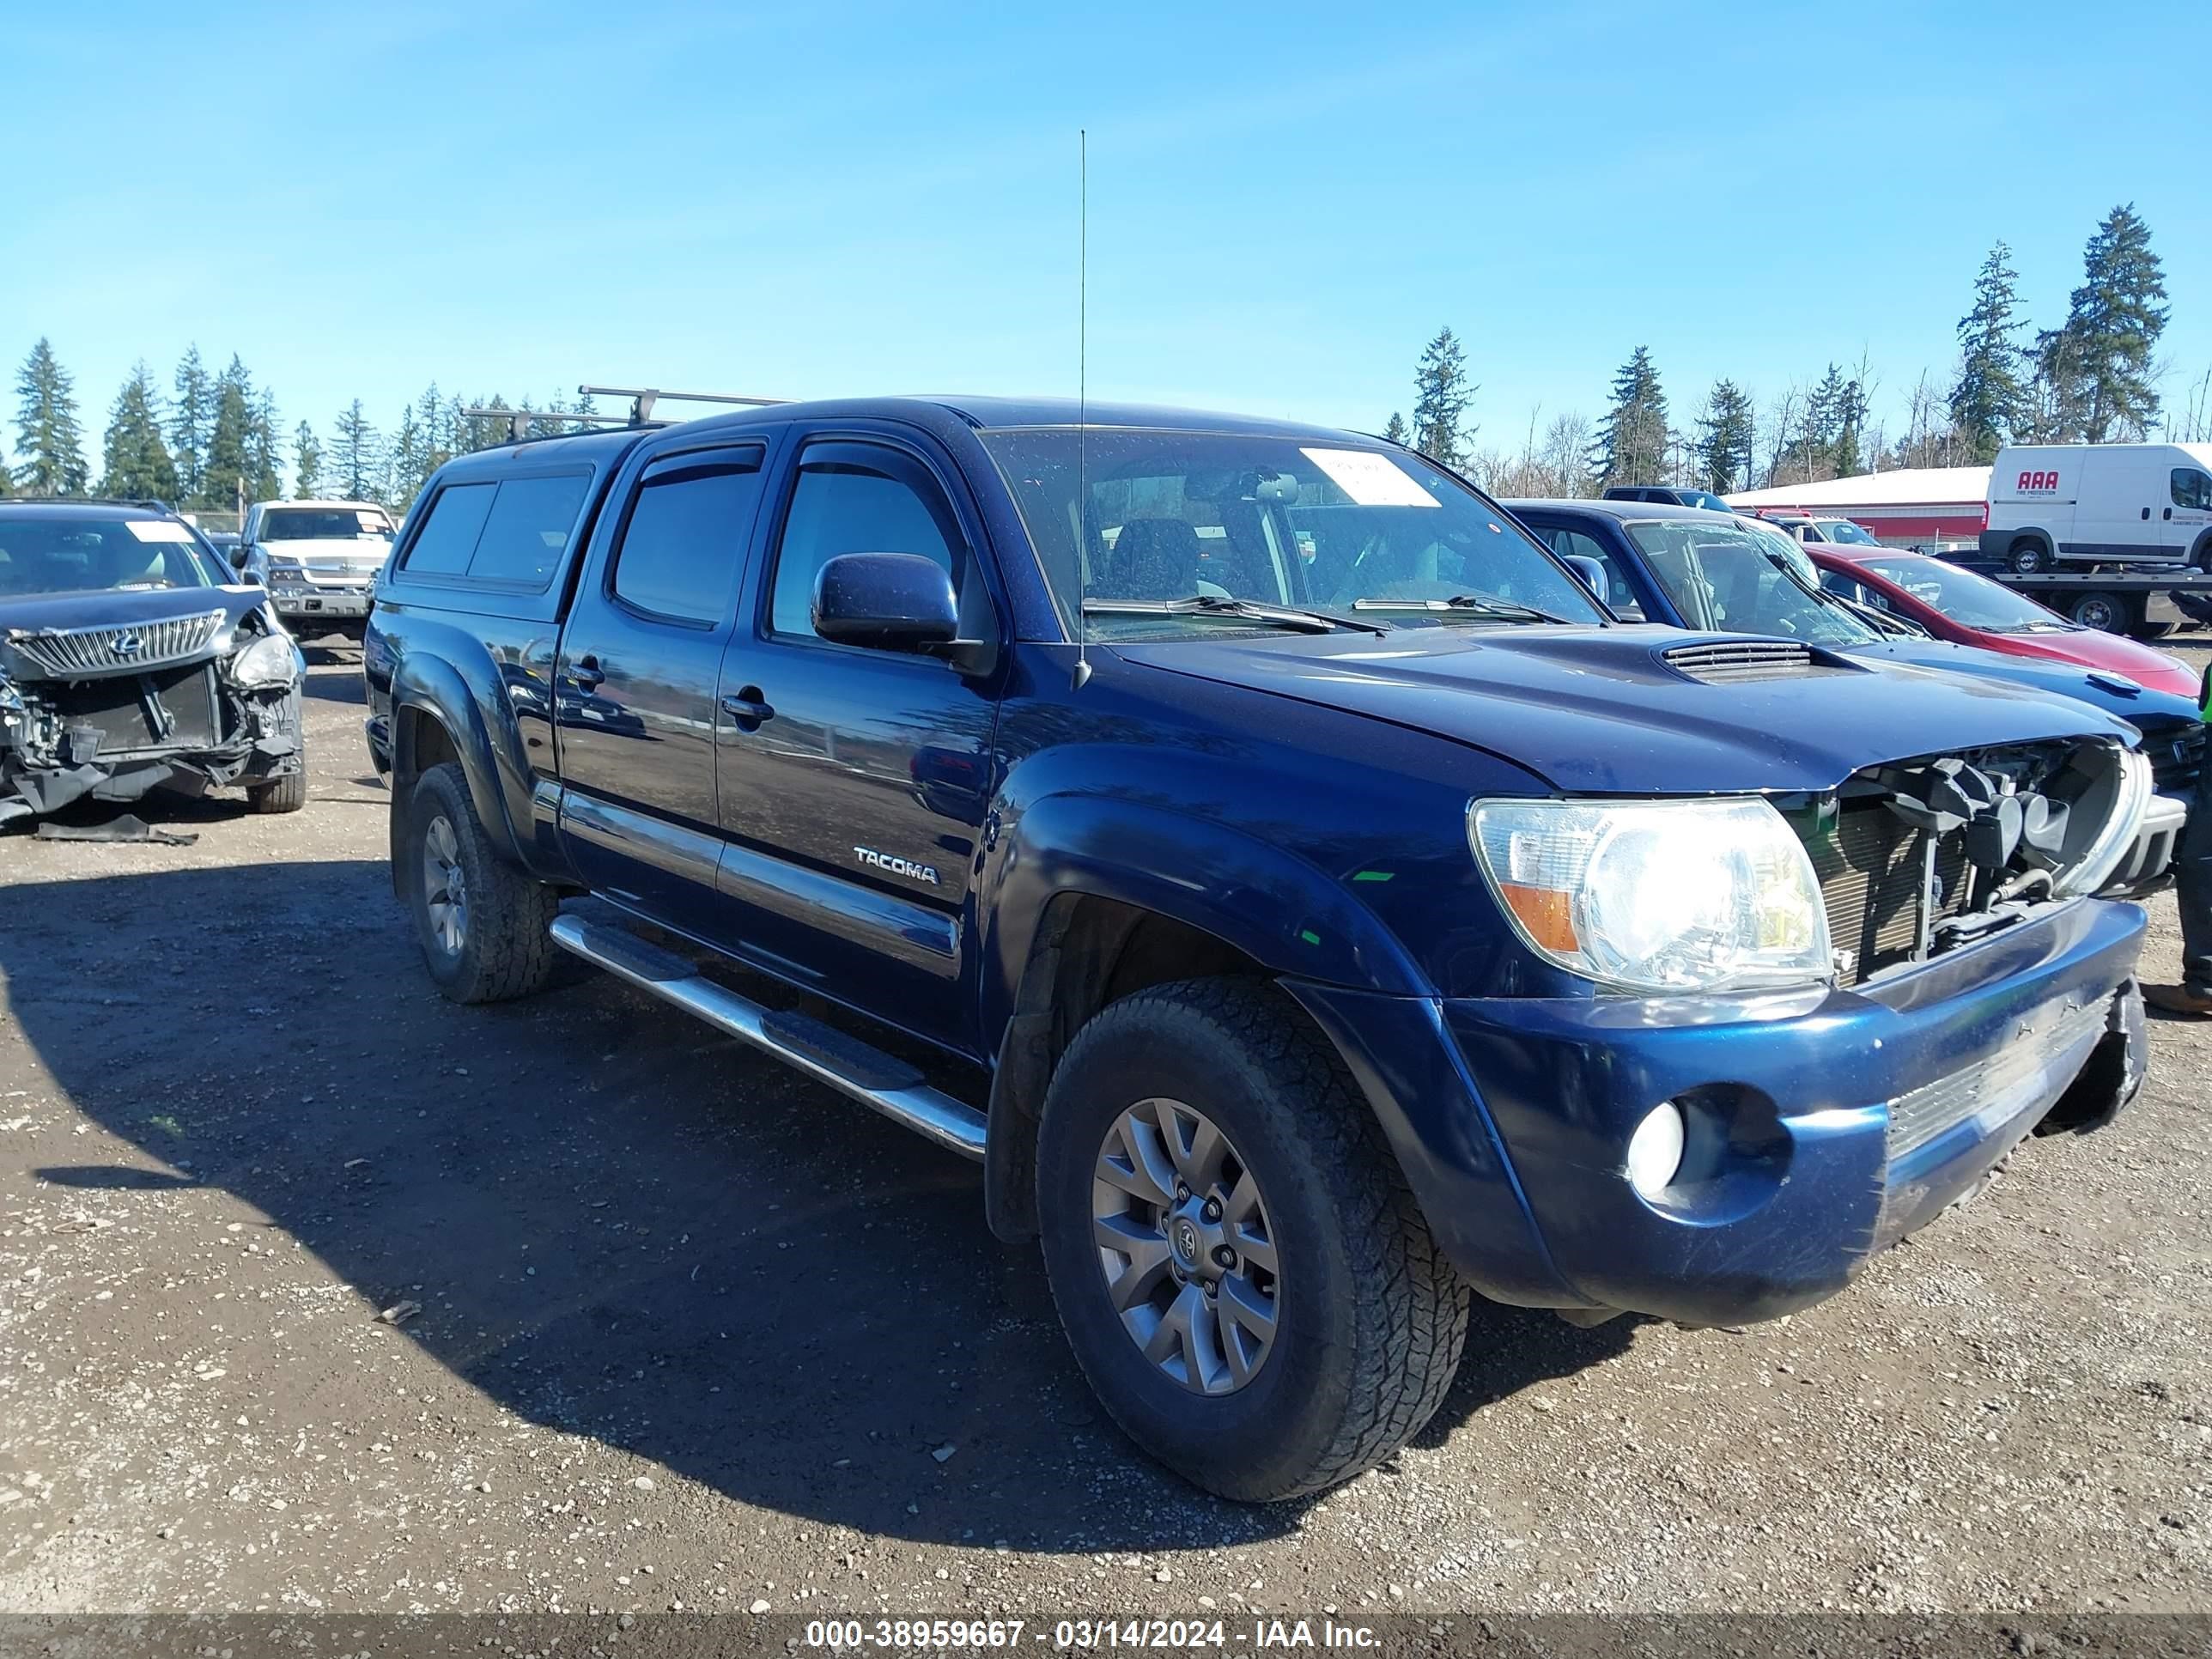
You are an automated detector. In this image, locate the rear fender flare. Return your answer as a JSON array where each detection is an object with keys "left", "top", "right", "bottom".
[{"left": 389, "top": 651, "right": 526, "bottom": 869}]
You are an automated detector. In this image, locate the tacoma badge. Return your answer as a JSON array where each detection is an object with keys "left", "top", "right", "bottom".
[{"left": 854, "top": 846, "right": 940, "bottom": 885}]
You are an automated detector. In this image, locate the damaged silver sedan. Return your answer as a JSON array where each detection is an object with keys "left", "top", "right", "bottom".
[{"left": 0, "top": 501, "right": 307, "bottom": 827}]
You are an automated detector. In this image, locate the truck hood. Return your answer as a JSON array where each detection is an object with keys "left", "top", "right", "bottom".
[
  {"left": 1843, "top": 637, "right": 2202, "bottom": 732},
  {"left": 1115, "top": 626, "right": 2134, "bottom": 795}
]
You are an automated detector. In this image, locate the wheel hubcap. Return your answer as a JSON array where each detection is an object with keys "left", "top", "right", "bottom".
[
  {"left": 421, "top": 814, "right": 468, "bottom": 957},
  {"left": 1093, "top": 1097, "right": 1279, "bottom": 1395}
]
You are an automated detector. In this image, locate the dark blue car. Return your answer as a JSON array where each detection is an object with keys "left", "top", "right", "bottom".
[{"left": 365, "top": 398, "right": 2156, "bottom": 1500}]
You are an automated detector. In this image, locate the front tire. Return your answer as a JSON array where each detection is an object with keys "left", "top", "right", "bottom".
[
  {"left": 246, "top": 769, "right": 308, "bottom": 813},
  {"left": 398, "top": 762, "right": 557, "bottom": 1004},
  {"left": 1036, "top": 979, "right": 1470, "bottom": 1501},
  {"left": 2008, "top": 539, "right": 2051, "bottom": 574}
]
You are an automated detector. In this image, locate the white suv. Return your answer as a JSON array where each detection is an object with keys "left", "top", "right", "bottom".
[{"left": 239, "top": 500, "right": 396, "bottom": 639}]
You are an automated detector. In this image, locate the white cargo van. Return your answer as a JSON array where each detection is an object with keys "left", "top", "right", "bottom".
[{"left": 1981, "top": 442, "right": 2212, "bottom": 573}]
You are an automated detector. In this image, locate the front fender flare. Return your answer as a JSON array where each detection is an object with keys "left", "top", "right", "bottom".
[{"left": 980, "top": 793, "right": 1431, "bottom": 1042}]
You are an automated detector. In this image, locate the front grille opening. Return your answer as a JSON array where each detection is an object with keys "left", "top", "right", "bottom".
[
  {"left": 1790, "top": 738, "right": 2131, "bottom": 987},
  {"left": 46, "top": 664, "right": 224, "bottom": 758},
  {"left": 2150, "top": 724, "right": 2204, "bottom": 797}
]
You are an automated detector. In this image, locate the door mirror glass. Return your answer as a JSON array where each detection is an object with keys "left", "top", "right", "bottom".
[
  {"left": 811, "top": 552, "right": 959, "bottom": 653},
  {"left": 1560, "top": 555, "right": 1609, "bottom": 605}
]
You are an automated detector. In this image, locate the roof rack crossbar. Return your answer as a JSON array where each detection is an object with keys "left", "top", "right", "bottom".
[{"left": 576, "top": 385, "right": 789, "bottom": 423}]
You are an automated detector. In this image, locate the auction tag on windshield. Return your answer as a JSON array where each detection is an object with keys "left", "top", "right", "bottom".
[
  {"left": 123, "top": 520, "right": 197, "bottom": 543},
  {"left": 356, "top": 511, "right": 389, "bottom": 532},
  {"left": 1300, "top": 447, "right": 1438, "bottom": 507}
]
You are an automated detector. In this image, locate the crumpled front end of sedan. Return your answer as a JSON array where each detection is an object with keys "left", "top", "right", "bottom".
[{"left": 0, "top": 601, "right": 305, "bottom": 826}]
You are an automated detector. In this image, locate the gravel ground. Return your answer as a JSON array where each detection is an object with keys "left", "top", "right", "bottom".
[{"left": 0, "top": 635, "right": 2208, "bottom": 1620}]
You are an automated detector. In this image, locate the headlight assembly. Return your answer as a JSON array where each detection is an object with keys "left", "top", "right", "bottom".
[
  {"left": 1468, "top": 797, "right": 1832, "bottom": 994},
  {"left": 227, "top": 632, "right": 301, "bottom": 691}
]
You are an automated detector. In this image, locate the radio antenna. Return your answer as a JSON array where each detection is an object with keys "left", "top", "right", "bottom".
[{"left": 1072, "top": 128, "right": 1093, "bottom": 691}]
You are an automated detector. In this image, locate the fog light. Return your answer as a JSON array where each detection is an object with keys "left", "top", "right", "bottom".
[{"left": 1626, "top": 1103, "right": 1686, "bottom": 1199}]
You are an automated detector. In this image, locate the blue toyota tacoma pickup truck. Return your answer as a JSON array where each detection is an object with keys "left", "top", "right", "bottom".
[{"left": 364, "top": 397, "right": 2154, "bottom": 1501}]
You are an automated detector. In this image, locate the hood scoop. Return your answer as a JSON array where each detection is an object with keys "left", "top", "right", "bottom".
[{"left": 1661, "top": 639, "right": 1844, "bottom": 684}]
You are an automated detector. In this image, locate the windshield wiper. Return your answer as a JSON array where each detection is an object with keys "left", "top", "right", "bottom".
[
  {"left": 1081, "top": 595, "right": 1389, "bottom": 635},
  {"left": 1350, "top": 593, "right": 1571, "bottom": 624}
]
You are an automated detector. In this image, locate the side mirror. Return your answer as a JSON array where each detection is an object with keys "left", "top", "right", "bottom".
[
  {"left": 1560, "top": 555, "right": 1610, "bottom": 605},
  {"left": 228, "top": 546, "right": 252, "bottom": 572},
  {"left": 811, "top": 552, "right": 959, "bottom": 654}
]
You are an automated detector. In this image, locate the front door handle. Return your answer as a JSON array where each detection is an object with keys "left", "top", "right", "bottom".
[
  {"left": 2164, "top": 507, "right": 2173, "bottom": 520},
  {"left": 720, "top": 687, "right": 775, "bottom": 731},
  {"left": 572, "top": 654, "right": 606, "bottom": 690}
]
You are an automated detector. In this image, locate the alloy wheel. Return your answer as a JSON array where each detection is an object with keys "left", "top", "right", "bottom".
[
  {"left": 1092, "top": 1097, "right": 1279, "bottom": 1394},
  {"left": 421, "top": 814, "right": 469, "bottom": 957}
]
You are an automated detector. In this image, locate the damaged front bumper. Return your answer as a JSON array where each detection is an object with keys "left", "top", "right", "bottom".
[{"left": 0, "top": 645, "right": 305, "bottom": 826}]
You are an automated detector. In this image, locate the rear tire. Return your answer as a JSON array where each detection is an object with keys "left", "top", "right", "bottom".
[
  {"left": 2069, "top": 591, "right": 2129, "bottom": 634},
  {"left": 398, "top": 761, "right": 557, "bottom": 1004},
  {"left": 2008, "top": 539, "right": 2051, "bottom": 574},
  {"left": 2132, "top": 622, "right": 2179, "bottom": 642},
  {"left": 1035, "top": 978, "right": 1470, "bottom": 1501}
]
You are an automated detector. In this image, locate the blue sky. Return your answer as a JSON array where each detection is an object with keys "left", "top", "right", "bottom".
[{"left": 5, "top": 0, "right": 2209, "bottom": 467}]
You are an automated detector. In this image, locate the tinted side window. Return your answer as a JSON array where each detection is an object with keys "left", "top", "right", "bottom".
[
  {"left": 611, "top": 453, "right": 767, "bottom": 624},
  {"left": 770, "top": 447, "right": 960, "bottom": 638},
  {"left": 467, "top": 472, "right": 592, "bottom": 587},
  {"left": 404, "top": 483, "right": 495, "bottom": 574},
  {"left": 2172, "top": 468, "right": 2212, "bottom": 512}
]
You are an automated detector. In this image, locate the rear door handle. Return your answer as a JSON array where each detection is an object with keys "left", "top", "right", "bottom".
[
  {"left": 720, "top": 687, "right": 775, "bottom": 730},
  {"left": 572, "top": 655, "right": 605, "bottom": 690}
]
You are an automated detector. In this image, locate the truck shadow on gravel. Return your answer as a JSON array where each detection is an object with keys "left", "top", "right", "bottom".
[{"left": 9, "top": 860, "right": 1623, "bottom": 1551}]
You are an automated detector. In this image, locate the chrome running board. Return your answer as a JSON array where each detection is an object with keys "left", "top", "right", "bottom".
[{"left": 549, "top": 913, "right": 988, "bottom": 1161}]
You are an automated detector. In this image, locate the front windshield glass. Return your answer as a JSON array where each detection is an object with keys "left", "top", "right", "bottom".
[
  {"left": 259, "top": 507, "right": 392, "bottom": 541},
  {"left": 1623, "top": 519, "right": 1873, "bottom": 646},
  {"left": 1820, "top": 519, "right": 1882, "bottom": 545},
  {"left": 1859, "top": 556, "right": 2066, "bottom": 632},
  {"left": 0, "top": 515, "right": 216, "bottom": 597},
  {"left": 979, "top": 428, "right": 1604, "bottom": 638}
]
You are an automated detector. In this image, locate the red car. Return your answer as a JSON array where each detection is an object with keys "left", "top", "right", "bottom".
[{"left": 1809, "top": 546, "right": 2199, "bottom": 700}]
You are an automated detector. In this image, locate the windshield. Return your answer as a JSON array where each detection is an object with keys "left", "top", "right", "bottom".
[
  {"left": 259, "top": 507, "right": 392, "bottom": 542},
  {"left": 0, "top": 515, "right": 216, "bottom": 598},
  {"left": 1858, "top": 556, "right": 2067, "bottom": 632},
  {"left": 1820, "top": 519, "right": 1882, "bottom": 546},
  {"left": 1624, "top": 519, "right": 1873, "bottom": 646},
  {"left": 979, "top": 428, "right": 1604, "bottom": 639}
]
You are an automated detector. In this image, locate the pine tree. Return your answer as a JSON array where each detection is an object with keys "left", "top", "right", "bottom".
[
  {"left": 2033, "top": 204, "right": 2169, "bottom": 442},
  {"left": 1949, "top": 240, "right": 2026, "bottom": 462},
  {"left": 247, "top": 386, "right": 283, "bottom": 503},
  {"left": 1410, "top": 328, "right": 1475, "bottom": 468},
  {"left": 170, "top": 345, "right": 213, "bottom": 504},
  {"left": 415, "top": 383, "right": 449, "bottom": 480},
  {"left": 197, "top": 356, "right": 258, "bottom": 512},
  {"left": 331, "top": 400, "right": 381, "bottom": 500},
  {"left": 384, "top": 407, "right": 427, "bottom": 507},
  {"left": 1588, "top": 346, "right": 1668, "bottom": 487},
  {"left": 0, "top": 428, "right": 10, "bottom": 497},
  {"left": 99, "top": 362, "right": 179, "bottom": 502},
  {"left": 1694, "top": 380, "right": 1754, "bottom": 494},
  {"left": 1382, "top": 411, "right": 1409, "bottom": 447},
  {"left": 292, "top": 421, "right": 323, "bottom": 499},
  {"left": 1829, "top": 374, "right": 1868, "bottom": 478},
  {"left": 12, "top": 338, "right": 89, "bottom": 495}
]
